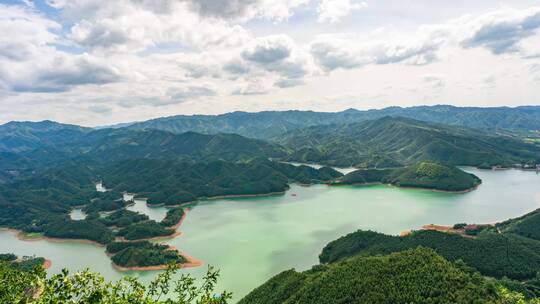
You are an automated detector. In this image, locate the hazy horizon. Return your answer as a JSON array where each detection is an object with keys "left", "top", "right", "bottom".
[{"left": 3, "top": 103, "right": 540, "bottom": 128}]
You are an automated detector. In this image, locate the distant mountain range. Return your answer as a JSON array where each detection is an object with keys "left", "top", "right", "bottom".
[
  {"left": 118, "top": 105, "right": 540, "bottom": 138},
  {"left": 0, "top": 109, "right": 539, "bottom": 180},
  {"left": 0, "top": 120, "right": 90, "bottom": 152}
]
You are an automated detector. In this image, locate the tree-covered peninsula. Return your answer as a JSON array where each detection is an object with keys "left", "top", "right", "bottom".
[
  {"left": 317, "top": 208, "right": 540, "bottom": 298},
  {"left": 333, "top": 161, "right": 481, "bottom": 192}
]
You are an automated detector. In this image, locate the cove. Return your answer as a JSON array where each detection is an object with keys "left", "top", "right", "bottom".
[{"left": 1, "top": 168, "right": 540, "bottom": 302}]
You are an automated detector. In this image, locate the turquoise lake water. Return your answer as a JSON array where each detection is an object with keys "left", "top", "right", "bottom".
[{"left": 1, "top": 167, "right": 539, "bottom": 301}]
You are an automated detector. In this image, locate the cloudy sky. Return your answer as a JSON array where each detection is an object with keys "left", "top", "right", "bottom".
[{"left": 1, "top": 0, "right": 539, "bottom": 126}]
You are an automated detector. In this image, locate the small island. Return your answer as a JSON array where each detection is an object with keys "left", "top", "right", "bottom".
[
  {"left": 106, "top": 241, "right": 188, "bottom": 271},
  {"left": 0, "top": 253, "right": 51, "bottom": 271},
  {"left": 332, "top": 161, "right": 482, "bottom": 192}
]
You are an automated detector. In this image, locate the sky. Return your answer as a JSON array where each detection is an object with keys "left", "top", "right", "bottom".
[{"left": 0, "top": 0, "right": 540, "bottom": 126}]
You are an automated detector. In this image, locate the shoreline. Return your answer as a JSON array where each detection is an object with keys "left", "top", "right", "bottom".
[
  {"left": 114, "top": 230, "right": 183, "bottom": 243},
  {"left": 1, "top": 228, "right": 106, "bottom": 247},
  {"left": 43, "top": 259, "right": 52, "bottom": 269},
  {"left": 399, "top": 222, "right": 497, "bottom": 238},
  {"left": 168, "top": 208, "right": 189, "bottom": 230},
  {"left": 115, "top": 209, "right": 188, "bottom": 242},
  {"left": 111, "top": 245, "right": 203, "bottom": 272},
  {"left": 147, "top": 191, "right": 288, "bottom": 207},
  {"left": 204, "top": 191, "right": 287, "bottom": 201},
  {"left": 331, "top": 182, "right": 480, "bottom": 194}
]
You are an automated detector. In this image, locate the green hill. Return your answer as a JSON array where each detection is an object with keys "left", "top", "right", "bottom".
[
  {"left": 335, "top": 162, "right": 481, "bottom": 192},
  {"left": 319, "top": 229, "right": 540, "bottom": 280},
  {"left": 319, "top": 208, "right": 540, "bottom": 282},
  {"left": 74, "top": 129, "right": 287, "bottom": 163},
  {"left": 0, "top": 120, "right": 89, "bottom": 153},
  {"left": 0, "top": 127, "right": 289, "bottom": 182},
  {"left": 239, "top": 247, "right": 500, "bottom": 304},
  {"left": 275, "top": 117, "right": 540, "bottom": 168},
  {"left": 493, "top": 209, "right": 540, "bottom": 241},
  {"left": 101, "top": 158, "right": 342, "bottom": 205}
]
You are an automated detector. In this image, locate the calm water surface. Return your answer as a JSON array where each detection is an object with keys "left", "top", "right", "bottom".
[
  {"left": 2, "top": 168, "right": 540, "bottom": 301},
  {"left": 69, "top": 209, "right": 86, "bottom": 220},
  {"left": 127, "top": 198, "right": 167, "bottom": 222}
]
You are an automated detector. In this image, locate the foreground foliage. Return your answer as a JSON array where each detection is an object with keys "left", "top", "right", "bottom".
[
  {"left": 0, "top": 261, "right": 230, "bottom": 304},
  {"left": 0, "top": 254, "right": 45, "bottom": 272}
]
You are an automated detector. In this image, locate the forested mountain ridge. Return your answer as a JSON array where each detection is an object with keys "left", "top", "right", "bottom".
[
  {"left": 275, "top": 116, "right": 540, "bottom": 168},
  {"left": 239, "top": 247, "right": 501, "bottom": 304},
  {"left": 0, "top": 127, "right": 288, "bottom": 182},
  {"left": 0, "top": 120, "right": 89, "bottom": 152},
  {"left": 69, "top": 128, "right": 287, "bottom": 163},
  {"left": 120, "top": 105, "right": 540, "bottom": 138},
  {"left": 2, "top": 110, "right": 538, "bottom": 175}
]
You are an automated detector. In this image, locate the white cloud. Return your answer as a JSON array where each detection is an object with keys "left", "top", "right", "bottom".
[
  {"left": 317, "top": 0, "right": 367, "bottom": 23},
  {"left": 310, "top": 27, "right": 447, "bottom": 71},
  {"left": 1, "top": 2, "right": 540, "bottom": 125},
  {"left": 88, "top": 104, "right": 112, "bottom": 114},
  {"left": 9, "top": 54, "right": 123, "bottom": 92},
  {"left": 274, "top": 78, "right": 305, "bottom": 88},
  {"left": 56, "top": 0, "right": 251, "bottom": 53},
  {"left": 166, "top": 86, "right": 217, "bottom": 105},
  {"left": 422, "top": 74, "right": 445, "bottom": 89},
  {"left": 0, "top": 4, "right": 59, "bottom": 61},
  {"left": 460, "top": 7, "right": 540, "bottom": 55},
  {"left": 221, "top": 35, "right": 318, "bottom": 89},
  {"left": 242, "top": 35, "right": 293, "bottom": 63},
  {"left": 232, "top": 79, "right": 272, "bottom": 95},
  {"left": 184, "top": 0, "right": 310, "bottom": 22},
  {"left": 0, "top": 4, "right": 123, "bottom": 93}
]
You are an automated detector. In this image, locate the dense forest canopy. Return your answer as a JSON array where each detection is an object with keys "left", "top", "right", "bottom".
[
  {"left": 240, "top": 248, "right": 504, "bottom": 304},
  {"left": 334, "top": 161, "right": 482, "bottom": 191},
  {"left": 317, "top": 207, "right": 540, "bottom": 298}
]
